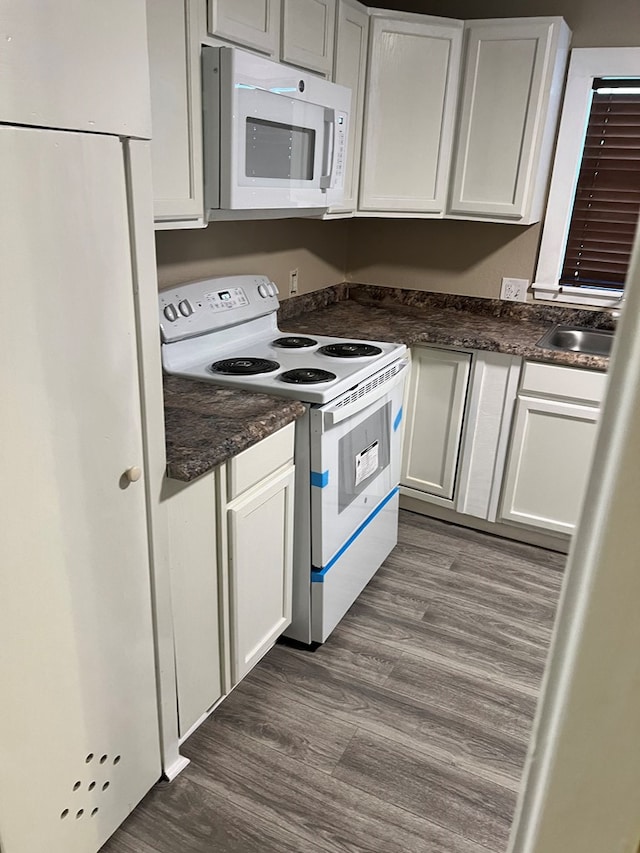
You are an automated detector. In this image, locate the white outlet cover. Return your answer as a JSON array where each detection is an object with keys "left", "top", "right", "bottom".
[{"left": 501, "top": 277, "right": 529, "bottom": 302}]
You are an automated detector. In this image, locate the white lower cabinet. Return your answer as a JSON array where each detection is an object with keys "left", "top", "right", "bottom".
[
  {"left": 166, "top": 424, "right": 295, "bottom": 738},
  {"left": 227, "top": 465, "right": 295, "bottom": 682},
  {"left": 500, "top": 362, "right": 606, "bottom": 535},
  {"left": 166, "top": 471, "right": 223, "bottom": 739},
  {"left": 401, "top": 347, "right": 472, "bottom": 501}
]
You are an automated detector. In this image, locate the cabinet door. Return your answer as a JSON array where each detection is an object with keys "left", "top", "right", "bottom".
[
  {"left": 328, "top": 0, "right": 369, "bottom": 214},
  {"left": 282, "top": 0, "right": 336, "bottom": 77},
  {"left": 228, "top": 466, "right": 295, "bottom": 683},
  {"left": 359, "top": 15, "right": 463, "bottom": 214},
  {"left": 147, "top": 0, "right": 204, "bottom": 225},
  {"left": 0, "top": 0, "right": 150, "bottom": 137},
  {"left": 448, "top": 18, "right": 570, "bottom": 222},
  {"left": 0, "top": 126, "right": 160, "bottom": 853},
  {"left": 208, "top": 0, "right": 280, "bottom": 56},
  {"left": 401, "top": 348, "right": 472, "bottom": 500},
  {"left": 500, "top": 396, "right": 600, "bottom": 535},
  {"left": 166, "top": 472, "right": 223, "bottom": 739}
]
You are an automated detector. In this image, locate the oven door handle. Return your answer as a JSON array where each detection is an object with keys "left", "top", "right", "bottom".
[{"left": 322, "top": 360, "right": 409, "bottom": 428}]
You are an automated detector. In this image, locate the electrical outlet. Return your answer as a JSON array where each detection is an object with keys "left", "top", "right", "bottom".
[
  {"left": 501, "top": 277, "right": 529, "bottom": 302},
  {"left": 289, "top": 268, "right": 299, "bottom": 295}
]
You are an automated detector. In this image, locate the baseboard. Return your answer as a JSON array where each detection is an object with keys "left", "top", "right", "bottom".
[{"left": 399, "top": 494, "right": 569, "bottom": 554}]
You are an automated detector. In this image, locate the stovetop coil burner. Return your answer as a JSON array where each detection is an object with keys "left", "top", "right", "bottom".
[
  {"left": 319, "top": 342, "right": 383, "bottom": 358},
  {"left": 280, "top": 368, "right": 337, "bottom": 385},
  {"left": 272, "top": 336, "right": 318, "bottom": 349},
  {"left": 210, "top": 357, "right": 280, "bottom": 376}
]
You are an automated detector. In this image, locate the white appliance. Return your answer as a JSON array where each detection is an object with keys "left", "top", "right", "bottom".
[
  {"left": 202, "top": 47, "right": 350, "bottom": 217},
  {"left": 159, "top": 275, "right": 408, "bottom": 644}
]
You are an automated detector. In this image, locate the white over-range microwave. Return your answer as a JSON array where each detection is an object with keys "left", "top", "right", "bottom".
[{"left": 202, "top": 46, "right": 350, "bottom": 217}]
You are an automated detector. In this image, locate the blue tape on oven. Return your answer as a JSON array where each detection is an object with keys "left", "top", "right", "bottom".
[
  {"left": 311, "top": 486, "right": 399, "bottom": 583},
  {"left": 393, "top": 406, "right": 403, "bottom": 432},
  {"left": 311, "top": 470, "right": 329, "bottom": 488}
]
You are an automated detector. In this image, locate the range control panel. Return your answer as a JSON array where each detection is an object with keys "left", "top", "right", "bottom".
[
  {"left": 205, "top": 286, "right": 249, "bottom": 312},
  {"left": 159, "top": 274, "right": 279, "bottom": 343}
]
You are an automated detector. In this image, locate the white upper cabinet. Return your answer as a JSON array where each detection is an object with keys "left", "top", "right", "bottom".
[
  {"left": 208, "top": 0, "right": 281, "bottom": 57},
  {"left": 328, "top": 0, "right": 369, "bottom": 214},
  {"left": 448, "top": 17, "right": 571, "bottom": 223},
  {"left": 0, "top": 0, "right": 150, "bottom": 138},
  {"left": 359, "top": 12, "right": 463, "bottom": 215},
  {"left": 281, "top": 0, "right": 336, "bottom": 77},
  {"left": 147, "top": 0, "right": 204, "bottom": 227}
]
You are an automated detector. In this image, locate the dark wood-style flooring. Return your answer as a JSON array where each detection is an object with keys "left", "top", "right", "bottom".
[{"left": 103, "top": 511, "right": 565, "bottom": 853}]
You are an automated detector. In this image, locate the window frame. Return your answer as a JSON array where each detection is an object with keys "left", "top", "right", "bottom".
[{"left": 533, "top": 47, "right": 640, "bottom": 307}]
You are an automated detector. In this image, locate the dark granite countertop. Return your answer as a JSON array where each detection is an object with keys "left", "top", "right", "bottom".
[
  {"left": 164, "top": 375, "right": 305, "bottom": 482},
  {"left": 163, "top": 283, "right": 612, "bottom": 482},
  {"left": 279, "top": 284, "right": 613, "bottom": 371}
]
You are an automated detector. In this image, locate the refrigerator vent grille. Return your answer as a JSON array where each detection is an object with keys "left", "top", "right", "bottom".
[{"left": 59, "top": 753, "right": 121, "bottom": 820}]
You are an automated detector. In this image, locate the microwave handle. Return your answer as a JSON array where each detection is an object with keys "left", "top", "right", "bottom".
[{"left": 320, "top": 108, "right": 335, "bottom": 190}]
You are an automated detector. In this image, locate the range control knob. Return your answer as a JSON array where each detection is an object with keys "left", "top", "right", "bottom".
[
  {"left": 258, "top": 284, "right": 268, "bottom": 298},
  {"left": 271, "top": 282, "right": 279, "bottom": 295},
  {"left": 163, "top": 303, "right": 178, "bottom": 322},
  {"left": 178, "top": 299, "right": 194, "bottom": 317},
  {"left": 266, "top": 283, "right": 276, "bottom": 297}
]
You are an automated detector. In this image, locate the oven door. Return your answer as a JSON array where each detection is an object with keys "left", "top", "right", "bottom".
[{"left": 309, "top": 360, "right": 408, "bottom": 573}]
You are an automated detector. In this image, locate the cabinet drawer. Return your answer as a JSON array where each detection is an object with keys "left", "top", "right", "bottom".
[
  {"left": 521, "top": 361, "right": 607, "bottom": 405},
  {"left": 228, "top": 422, "right": 295, "bottom": 499}
]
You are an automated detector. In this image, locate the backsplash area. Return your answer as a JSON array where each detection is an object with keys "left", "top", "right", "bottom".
[{"left": 155, "top": 218, "right": 349, "bottom": 295}]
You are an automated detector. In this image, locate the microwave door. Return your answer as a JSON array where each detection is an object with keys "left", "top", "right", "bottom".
[{"left": 225, "top": 86, "right": 327, "bottom": 209}]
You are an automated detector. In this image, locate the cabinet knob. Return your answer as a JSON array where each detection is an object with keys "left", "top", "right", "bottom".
[{"left": 124, "top": 466, "right": 142, "bottom": 483}]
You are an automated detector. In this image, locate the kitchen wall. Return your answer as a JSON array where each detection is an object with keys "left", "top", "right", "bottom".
[
  {"left": 348, "top": 0, "right": 640, "bottom": 299},
  {"left": 155, "top": 0, "right": 638, "bottom": 302},
  {"left": 155, "top": 218, "right": 349, "bottom": 294}
]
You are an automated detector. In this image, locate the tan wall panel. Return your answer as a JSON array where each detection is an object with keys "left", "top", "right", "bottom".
[
  {"left": 347, "top": 218, "right": 542, "bottom": 299},
  {"left": 156, "top": 219, "right": 349, "bottom": 295}
]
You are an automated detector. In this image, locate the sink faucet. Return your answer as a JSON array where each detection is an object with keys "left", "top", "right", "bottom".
[{"left": 611, "top": 292, "right": 626, "bottom": 322}]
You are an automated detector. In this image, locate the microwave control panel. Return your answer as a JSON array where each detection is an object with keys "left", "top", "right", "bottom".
[{"left": 334, "top": 112, "right": 347, "bottom": 188}]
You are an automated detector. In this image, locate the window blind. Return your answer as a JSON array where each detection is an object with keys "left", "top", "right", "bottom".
[{"left": 560, "top": 78, "right": 640, "bottom": 290}]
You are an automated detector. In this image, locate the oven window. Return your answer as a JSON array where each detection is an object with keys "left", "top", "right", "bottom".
[
  {"left": 245, "top": 118, "right": 315, "bottom": 180},
  {"left": 338, "top": 403, "right": 391, "bottom": 513}
]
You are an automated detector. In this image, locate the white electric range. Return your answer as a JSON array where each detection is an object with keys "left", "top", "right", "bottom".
[{"left": 160, "top": 274, "right": 408, "bottom": 644}]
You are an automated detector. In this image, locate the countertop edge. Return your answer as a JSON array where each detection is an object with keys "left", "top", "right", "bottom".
[{"left": 164, "top": 376, "right": 306, "bottom": 483}]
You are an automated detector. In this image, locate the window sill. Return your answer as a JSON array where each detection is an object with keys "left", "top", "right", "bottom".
[{"left": 532, "top": 282, "right": 622, "bottom": 309}]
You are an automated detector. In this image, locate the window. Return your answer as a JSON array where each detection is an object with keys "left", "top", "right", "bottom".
[{"left": 534, "top": 48, "right": 640, "bottom": 307}]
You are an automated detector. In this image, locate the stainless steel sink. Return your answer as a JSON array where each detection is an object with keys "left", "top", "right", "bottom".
[{"left": 535, "top": 324, "right": 614, "bottom": 357}]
